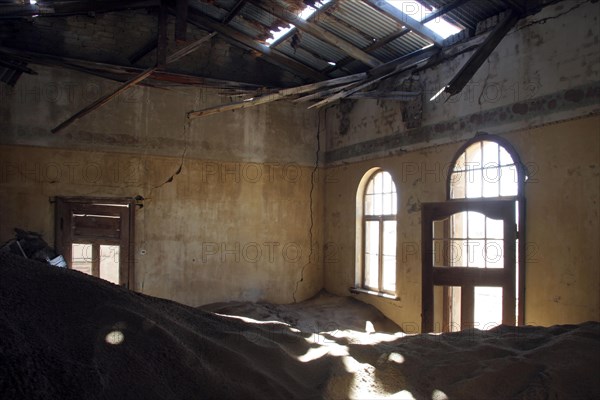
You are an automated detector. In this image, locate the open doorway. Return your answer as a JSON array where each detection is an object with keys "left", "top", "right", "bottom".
[{"left": 54, "top": 197, "right": 135, "bottom": 288}]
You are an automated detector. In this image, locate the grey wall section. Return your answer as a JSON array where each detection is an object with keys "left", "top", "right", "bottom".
[
  {"left": 0, "top": 66, "right": 319, "bottom": 165},
  {"left": 324, "top": 0, "right": 600, "bottom": 164}
]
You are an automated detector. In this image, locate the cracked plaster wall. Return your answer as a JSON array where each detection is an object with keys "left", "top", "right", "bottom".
[{"left": 0, "top": 66, "right": 324, "bottom": 306}]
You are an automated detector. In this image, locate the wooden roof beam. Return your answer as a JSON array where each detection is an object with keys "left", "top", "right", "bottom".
[
  {"left": 186, "top": 7, "right": 327, "bottom": 82},
  {"left": 222, "top": 0, "right": 249, "bottom": 24},
  {"left": 251, "top": 0, "right": 383, "bottom": 68},
  {"left": 362, "top": 0, "right": 445, "bottom": 47},
  {"left": 443, "top": 11, "right": 519, "bottom": 97}
]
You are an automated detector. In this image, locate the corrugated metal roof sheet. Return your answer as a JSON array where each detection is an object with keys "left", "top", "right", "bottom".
[
  {"left": 186, "top": 0, "right": 514, "bottom": 80},
  {"left": 424, "top": 0, "right": 509, "bottom": 30}
]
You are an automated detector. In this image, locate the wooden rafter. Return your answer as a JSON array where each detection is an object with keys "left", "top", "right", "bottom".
[
  {"left": 222, "top": 0, "right": 249, "bottom": 24},
  {"left": 186, "top": 7, "right": 327, "bottom": 82},
  {"left": 251, "top": 0, "right": 382, "bottom": 68},
  {"left": 185, "top": 29, "right": 492, "bottom": 119},
  {"left": 187, "top": 73, "right": 367, "bottom": 119},
  {"left": 48, "top": 28, "right": 229, "bottom": 134},
  {"left": 51, "top": 67, "right": 156, "bottom": 134},
  {"left": 362, "top": 0, "right": 446, "bottom": 46},
  {"left": 443, "top": 11, "right": 519, "bottom": 97}
]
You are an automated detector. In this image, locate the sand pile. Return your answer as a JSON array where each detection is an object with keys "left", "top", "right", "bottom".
[
  {"left": 1, "top": 252, "right": 599, "bottom": 400},
  {"left": 202, "top": 291, "right": 401, "bottom": 334}
]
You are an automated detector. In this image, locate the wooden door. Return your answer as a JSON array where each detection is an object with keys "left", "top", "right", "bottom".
[{"left": 421, "top": 199, "right": 516, "bottom": 332}]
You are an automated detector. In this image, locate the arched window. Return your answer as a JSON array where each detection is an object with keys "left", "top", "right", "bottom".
[
  {"left": 356, "top": 169, "right": 398, "bottom": 295},
  {"left": 437, "top": 134, "right": 526, "bottom": 329},
  {"left": 448, "top": 137, "right": 523, "bottom": 200}
]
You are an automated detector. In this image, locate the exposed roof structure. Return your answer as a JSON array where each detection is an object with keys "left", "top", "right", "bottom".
[{"left": 0, "top": 0, "right": 561, "bottom": 127}]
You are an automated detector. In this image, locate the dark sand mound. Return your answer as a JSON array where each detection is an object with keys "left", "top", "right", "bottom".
[
  {"left": 0, "top": 253, "right": 336, "bottom": 400},
  {"left": 2, "top": 252, "right": 599, "bottom": 400}
]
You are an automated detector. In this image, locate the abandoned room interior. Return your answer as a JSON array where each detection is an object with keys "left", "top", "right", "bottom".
[{"left": 0, "top": 0, "right": 599, "bottom": 398}]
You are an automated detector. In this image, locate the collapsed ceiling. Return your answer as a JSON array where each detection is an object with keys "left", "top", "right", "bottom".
[{"left": 0, "top": 0, "right": 560, "bottom": 127}]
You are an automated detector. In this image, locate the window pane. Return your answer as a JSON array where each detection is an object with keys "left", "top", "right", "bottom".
[
  {"left": 467, "top": 212, "right": 485, "bottom": 238},
  {"left": 364, "top": 221, "right": 379, "bottom": 289},
  {"left": 481, "top": 141, "right": 499, "bottom": 166},
  {"left": 465, "top": 142, "right": 482, "bottom": 170},
  {"left": 382, "top": 193, "right": 392, "bottom": 215},
  {"left": 100, "top": 245, "right": 120, "bottom": 284},
  {"left": 374, "top": 172, "right": 383, "bottom": 194},
  {"left": 382, "top": 172, "right": 392, "bottom": 193},
  {"left": 474, "top": 287, "right": 503, "bottom": 330},
  {"left": 449, "top": 239, "right": 466, "bottom": 267},
  {"left": 365, "top": 193, "right": 374, "bottom": 215},
  {"left": 465, "top": 168, "right": 482, "bottom": 198},
  {"left": 468, "top": 239, "right": 486, "bottom": 268},
  {"left": 391, "top": 193, "right": 397, "bottom": 215},
  {"left": 482, "top": 165, "right": 500, "bottom": 198},
  {"left": 432, "top": 219, "right": 446, "bottom": 239},
  {"left": 382, "top": 221, "right": 396, "bottom": 292},
  {"left": 499, "top": 146, "right": 514, "bottom": 166},
  {"left": 486, "top": 217, "right": 504, "bottom": 240},
  {"left": 449, "top": 172, "right": 465, "bottom": 199},
  {"left": 433, "top": 239, "right": 445, "bottom": 267},
  {"left": 499, "top": 165, "right": 519, "bottom": 196},
  {"left": 486, "top": 240, "right": 504, "bottom": 268},
  {"left": 373, "top": 193, "right": 383, "bottom": 215},
  {"left": 382, "top": 255, "right": 396, "bottom": 292},
  {"left": 72, "top": 243, "right": 93, "bottom": 275},
  {"left": 383, "top": 221, "right": 396, "bottom": 256}
]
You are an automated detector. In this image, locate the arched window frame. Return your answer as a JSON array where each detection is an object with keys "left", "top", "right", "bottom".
[
  {"left": 445, "top": 133, "right": 527, "bottom": 324},
  {"left": 355, "top": 168, "right": 399, "bottom": 298},
  {"left": 446, "top": 133, "right": 526, "bottom": 201}
]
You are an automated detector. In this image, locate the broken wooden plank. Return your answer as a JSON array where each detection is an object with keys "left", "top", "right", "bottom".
[
  {"left": 347, "top": 90, "right": 421, "bottom": 100},
  {"left": 309, "top": 47, "right": 439, "bottom": 109},
  {"left": 51, "top": 67, "right": 156, "bottom": 134},
  {"left": 362, "top": 0, "right": 446, "bottom": 46},
  {"left": 166, "top": 32, "right": 217, "bottom": 64},
  {"left": 444, "top": 11, "right": 519, "bottom": 96},
  {"left": 252, "top": 0, "right": 382, "bottom": 68},
  {"left": 175, "top": 0, "right": 188, "bottom": 42},
  {"left": 188, "top": 73, "right": 368, "bottom": 119},
  {"left": 292, "top": 82, "right": 357, "bottom": 103}
]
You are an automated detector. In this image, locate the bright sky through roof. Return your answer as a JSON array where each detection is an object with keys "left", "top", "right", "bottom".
[
  {"left": 266, "top": 0, "right": 461, "bottom": 48},
  {"left": 266, "top": 0, "right": 332, "bottom": 46},
  {"left": 387, "top": 0, "right": 462, "bottom": 39}
]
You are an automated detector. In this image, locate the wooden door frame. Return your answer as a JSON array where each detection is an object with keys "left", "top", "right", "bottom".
[
  {"left": 421, "top": 199, "right": 517, "bottom": 332},
  {"left": 54, "top": 196, "right": 135, "bottom": 288}
]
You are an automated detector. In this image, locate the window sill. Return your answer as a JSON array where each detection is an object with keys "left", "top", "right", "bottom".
[{"left": 349, "top": 287, "right": 399, "bottom": 300}]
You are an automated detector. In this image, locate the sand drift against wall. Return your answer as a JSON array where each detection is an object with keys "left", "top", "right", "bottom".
[{"left": 1, "top": 253, "right": 599, "bottom": 400}]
